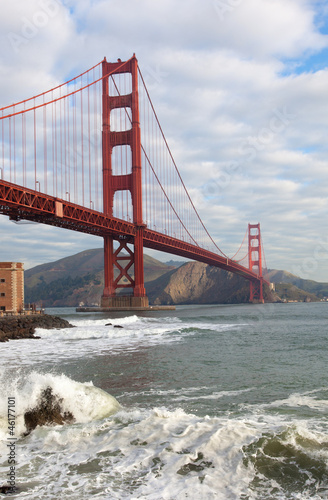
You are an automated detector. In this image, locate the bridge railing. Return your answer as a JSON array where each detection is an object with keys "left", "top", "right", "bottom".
[
  {"left": 0, "top": 62, "right": 104, "bottom": 212},
  {"left": 0, "top": 57, "right": 270, "bottom": 288}
]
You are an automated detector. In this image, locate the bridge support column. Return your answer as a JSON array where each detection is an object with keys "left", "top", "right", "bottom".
[
  {"left": 249, "top": 278, "right": 264, "bottom": 303},
  {"left": 248, "top": 223, "right": 264, "bottom": 303},
  {"left": 103, "top": 236, "right": 115, "bottom": 298},
  {"left": 134, "top": 227, "right": 146, "bottom": 298},
  {"left": 101, "top": 233, "right": 149, "bottom": 309},
  {"left": 101, "top": 55, "right": 149, "bottom": 309}
]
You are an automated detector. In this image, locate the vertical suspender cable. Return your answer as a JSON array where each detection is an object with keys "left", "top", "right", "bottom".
[
  {"left": 43, "top": 99, "right": 47, "bottom": 193},
  {"left": 1, "top": 110, "right": 4, "bottom": 179},
  {"left": 80, "top": 75, "right": 85, "bottom": 207},
  {"left": 9, "top": 116, "right": 12, "bottom": 183},
  {"left": 61, "top": 95, "right": 63, "bottom": 197},
  {"left": 54, "top": 94, "right": 57, "bottom": 197},
  {"left": 51, "top": 92, "right": 55, "bottom": 197},
  {"left": 22, "top": 112, "right": 26, "bottom": 186},
  {"left": 13, "top": 107, "right": 16, "bottom": 183},
  {"left": 87, "top": 74, "right": 91, "bottom": 208},
  {"left": 93, "top": 68, "right": 98, "bottom": 211},
  {"left": 34, "top": 105, "right": 36, "bottom": 189},
  {"left": 73, "top": 85, "right": 76, "bottom": 203}
]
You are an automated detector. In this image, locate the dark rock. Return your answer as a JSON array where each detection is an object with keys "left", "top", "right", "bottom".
[
  {"left": 24, "top": 387, "right": 74, "bottom": 435},
  {"left": 0, "top": 329, "right": 9, "bottom": 342},
  {"left": 0, "top": 485, "right": 17, "bottom": 494},
  {"left": 176, "top": 452, "right": 214, "bottom": 476},
  {"left": 0, "top": 315, "right": 73, "bottom": 342}
]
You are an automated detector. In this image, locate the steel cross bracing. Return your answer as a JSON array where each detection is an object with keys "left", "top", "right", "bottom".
[
  {"left": 0, "top": 55, "right": 270, "bottom": 304},
  {"left": 0, "top": 179, "right": 268, "bottom": 283}
]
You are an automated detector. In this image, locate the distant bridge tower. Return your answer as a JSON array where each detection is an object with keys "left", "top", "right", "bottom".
[
  {"left": 101, "top": 55, "right": 149, "bottom": 308},
  {"left": 248, "top": 223, "right": 264, "bottom": 303}
]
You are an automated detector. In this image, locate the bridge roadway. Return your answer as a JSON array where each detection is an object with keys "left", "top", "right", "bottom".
[{"left": 0, "top": 179, "right": 268, "bottom": 285}]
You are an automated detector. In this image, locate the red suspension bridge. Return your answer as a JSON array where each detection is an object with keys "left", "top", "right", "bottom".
[{"left": 0, "top": 55, "right": 270, "bottom": 307}]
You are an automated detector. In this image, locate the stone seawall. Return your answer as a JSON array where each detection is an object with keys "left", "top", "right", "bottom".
[{"left": 0, "top": 315, "right": 73, "bottom": 342}]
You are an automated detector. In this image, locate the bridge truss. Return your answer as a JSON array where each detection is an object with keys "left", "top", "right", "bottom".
[{"left": 0, "top": 55, "right": 270, "bottom": 306}]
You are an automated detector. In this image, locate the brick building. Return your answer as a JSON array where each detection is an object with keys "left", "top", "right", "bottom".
[{"left": 0, "top": 263, "right": 24, "bottom": 314}]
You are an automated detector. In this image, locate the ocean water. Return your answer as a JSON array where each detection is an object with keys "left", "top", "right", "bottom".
[{"left": 1, "top": 302, "right": 328, "bottom": 499}]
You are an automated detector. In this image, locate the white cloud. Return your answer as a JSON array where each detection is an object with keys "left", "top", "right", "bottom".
[
  {"left": 0, "top": 216, "right": 101, "bottom": 270},
  {"left": 209, "top": 0, "right": 327, "bottom": 58},
  {"left": 0, "top": 0, "right": 328, "bottom": 282}
]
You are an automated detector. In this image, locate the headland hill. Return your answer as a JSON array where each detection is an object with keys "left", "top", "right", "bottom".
[
  {"left": 1, "top": 248, "right": 327, "bottom": 342},
  {"left": 24, "top": 248, "right": 328, "bottom": 308}
]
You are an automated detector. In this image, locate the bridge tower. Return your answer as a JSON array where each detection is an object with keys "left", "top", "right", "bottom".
[
  {"left": 101, "top": 55, "right": 149, "bottom": 308},
  {"left": 248, "top": 223, "right": 264, "bottom": 303}
]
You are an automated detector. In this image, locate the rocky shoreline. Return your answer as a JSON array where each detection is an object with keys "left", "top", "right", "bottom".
[{"left": 0, "top": 315, "right": 73, "bottom": 342}]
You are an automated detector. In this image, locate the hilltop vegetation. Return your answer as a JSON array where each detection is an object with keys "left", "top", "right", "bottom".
[
  {"left": 25, "top": 249, "right": 175, "bottom": 307},
  {"left": 268, "top": 270, "right": 328, "bottom": 299},
  {"left": 24, "top": 249, "right": 327, "bottom": 307}
]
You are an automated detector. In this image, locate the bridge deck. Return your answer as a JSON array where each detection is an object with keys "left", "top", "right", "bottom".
[{"left": 0, "top": 180, "right": 268, "bottom": 284}]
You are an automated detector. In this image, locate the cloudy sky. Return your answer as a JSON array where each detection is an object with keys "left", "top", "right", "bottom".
[{"left": 1, "top": 0, "right": 328, "bottom": 282}]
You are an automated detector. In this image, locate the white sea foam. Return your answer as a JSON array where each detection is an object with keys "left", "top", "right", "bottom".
[
  {"left": 0, "top": 370, "right": 120, "bottom": 446},
  {"left": 1, "top": 396, "right": 326, "bottom": 499},
  {"left": 1, "top": 367, "right": 327, "bottom": 499},
  {"left": 257, "top": 389, "right": 328, "bottom": 413},
  {"left": 0, "top": 316, "right": 186, "bottom": 366},
  {"left": 190, "top": 322, "right": 249, "bottom": 333},
  {"left": 0, "top": 315, "right": 242, "bottom": 367},
  {"left": 2, "top": 306, "right": 327, "bottom": 498},
  {"left": 0, "top": 402, "right": 258, "bottom": 499},
  {"left": 120, "top": 385, "right": 255, "bottom": 402}
]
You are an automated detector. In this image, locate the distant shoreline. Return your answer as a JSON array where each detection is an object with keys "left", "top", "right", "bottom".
[{"left": 0, "top": 315, "right": 73, "bottom": 342}]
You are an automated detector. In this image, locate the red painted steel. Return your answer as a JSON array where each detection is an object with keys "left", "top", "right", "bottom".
[
  {"left": 0, "top": 56, "right": 269, "bottom": 305},
  {"left": 101, "top": 55, "right": 146, "bottom": 302},
  {"left": 0, "top": 179, "right": 269, "bottom": 292},
  {"left": 248, "top": 223, "right": 264, "bottom": 302},
  {"left": 0, "top": 179, "right": 136, "bottom": 237}
]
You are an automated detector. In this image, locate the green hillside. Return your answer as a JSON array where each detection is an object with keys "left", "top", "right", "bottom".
[
  {"left": 25, "top": 249, "right": 175, "bottom": 307},
  {"left": 268, "top": 270, "right": 328, "bottom": 299},
  {"left": 24, "top": 249, "right": 327, "bottom": 307}
]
